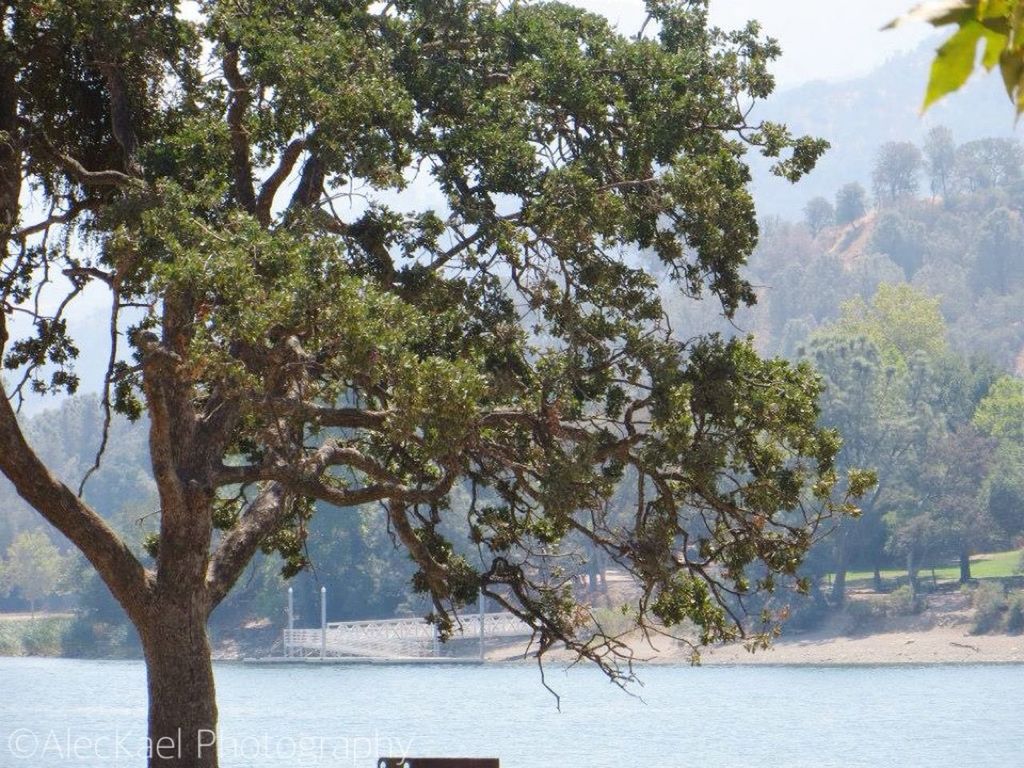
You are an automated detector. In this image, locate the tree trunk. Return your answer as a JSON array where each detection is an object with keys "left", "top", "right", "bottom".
[
  {"left": 140, "top": 601, "right": 219, "bottom": 768},
  {"left": 959, "top": 546, "right": 972, "bottom": 584},
  {"left": 587, "top": 557, "right": 599, "bottom": 595},
  {"left": 906, "top": 551, "right": 919, "bottom": 597},
  {"left": 831, "top": 529, "right": 849, "bottom": 605}
]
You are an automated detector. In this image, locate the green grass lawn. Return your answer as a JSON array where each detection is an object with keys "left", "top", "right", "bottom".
[{"left": 840, "top": 549, "right": 1023, "bottom": 585}]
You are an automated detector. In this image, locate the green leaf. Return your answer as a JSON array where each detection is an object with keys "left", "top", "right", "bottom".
[
  {"left": 923, "top": 20, "right": 986, "bottom": 109},
  {"left": 999, "top": 47, "right": 1024, "bottom": 93},
  {"left": 981, "top": 25, "right": 1010, "bottom": 68},
  {"left": 996, "top": 47, "right": 1024, "bottom": 115},
  {"left": 884, "top": 0, "right": 974, "bottom": 29},
  {"left": 978, "top": 0, "right": 1014, "bottom": 19}
]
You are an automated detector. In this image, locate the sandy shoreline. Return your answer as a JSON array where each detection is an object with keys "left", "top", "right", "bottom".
[
  {"left": 487, "top": 623, "right": 1024, "bottom": 667},
  {"left": 699, "top": 590, "right": 1024, "bottom": 665},
  {"left": 489, "top": 589, "right": 1024, "bottom": 667},
  {"left": 696, "top": 626, "right": 1024, "bottom": 665}
]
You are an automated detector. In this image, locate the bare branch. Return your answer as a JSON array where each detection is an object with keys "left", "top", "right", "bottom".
[
  {"left": 62, "top": 265, "right": 115, "bottom": 286},
  {"left": 249, "top": 398, "right": 389, "bottom": 430},
  {"left": 255, "top": 138, "right": 307, "bottom": 226},
  {"left": 78, "top": 291, "right": 121, "bottom": 497},
  {"left": 16, "top": 200, "right": 94, "bottom": 240},
  {"left": 43, "top": 146, "right": 134, "bottom": 187},
  {"left": 424, "top": 227, "right": 486, "bottom": 272}
]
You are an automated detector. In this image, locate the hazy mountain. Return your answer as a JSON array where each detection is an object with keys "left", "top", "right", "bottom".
[{"left": 751, "top": 38, "right": 1020, "bottom": 218}]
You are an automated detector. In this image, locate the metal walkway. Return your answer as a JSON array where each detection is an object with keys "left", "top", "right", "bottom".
[{"left": 283, "top": 612, "right": 532, "bottom": 660}]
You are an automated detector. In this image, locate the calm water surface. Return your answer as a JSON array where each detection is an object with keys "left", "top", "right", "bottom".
[{"left": 1, "top": 658, "right": 1022, "bottom": 767}]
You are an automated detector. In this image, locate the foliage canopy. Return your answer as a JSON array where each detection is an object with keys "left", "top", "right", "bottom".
[{"left": 1, "top": 1, "right": 853, "bottom": 764}]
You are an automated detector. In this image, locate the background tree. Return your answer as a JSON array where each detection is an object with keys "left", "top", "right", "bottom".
[
  {"left": 833, "top": 283, "right": 948, "bottom": 369},
  {"left": 974, "top": 376, "right": 1024, "bottom": 443},
  {"left": 0, "top": 530, "right": 66, "bottom": 616},
  {"left": 802, "top": 283, "right": 983, "bottom": 597},
  {"left": 986, "top": 444, "right": 1024, "bottom": 541},
  {"left": 834, "top": 182, "right": 868, "bottom": 226},
  {"left": 801, "top": 333, "right": 896, "bottom": 602},
  {"left": 972, "top": 207, "right": 1024, "bottom": 293},
  {"left": 872, "top": 141, "right": 923, "bottom": 206},
  {"left": 923, "top": 125, "right": 956, "bottom": 199},
  {"left": 871, "top": 211, "right": 929, "bottom": 278},
  {"left": 804, "top": 196, "right": 835, "bottom": 236},
  {"left": 953, "top": 138, "right": 1024, "bottom": 193},
  {"left": 0, "top": 2, "right": 846, "bottom": 767},
  {"left": 899, "top": 425, "right": 997, "bottom": 584}
]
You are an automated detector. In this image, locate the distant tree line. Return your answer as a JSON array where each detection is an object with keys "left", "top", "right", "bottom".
[
  {"left": 767, "top": 131, "right": 1024, "bottom": 605},
  {"left": 804, "top": 284, "right": 1023, "bottom": 602}
]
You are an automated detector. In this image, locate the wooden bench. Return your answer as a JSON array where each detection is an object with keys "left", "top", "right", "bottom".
[{"left": 379, "top": 759, "right": 499, "bottom": 768}]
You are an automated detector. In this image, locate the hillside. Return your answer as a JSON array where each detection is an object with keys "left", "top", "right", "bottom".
[{"left": 744, "top": 190, "right": 1024, "bottom": 371}]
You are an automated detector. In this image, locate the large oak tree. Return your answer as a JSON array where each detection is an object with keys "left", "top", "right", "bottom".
[{"left": 0, "top": 1, "right": 863, "bottom": 766}]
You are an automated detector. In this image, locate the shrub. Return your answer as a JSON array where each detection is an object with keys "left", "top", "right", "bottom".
[
  {"left": 885, "top": 585, "right": 924, "bottom": 616},
  {"left": 0, "top": 617, "right": 71, "bottom": 656},
  {"left": 589, "top": 606, "right": 636, "bottom": 638},
  {"left": 971, "top": 583, "right": 1007, "bottom": 634},
  {"left": 782, "top": 592, "right": 830, "bottom": 631},
  {"left": 20, "top": 617, "right": 71, "bottom": 656},
  {"left": 1007, "top": 595, "right": 1024, "bottom": 634},
  {"left": 844, "top": 597, "right": 886, "bottom": 632},
  {"left": 845, "top": 587, "right": 923, "bottom": 627},
  {"left": 62, "top": 617, "right": 139, "bottom": 659},
  {"left": 0, "top": 621, "right": 22, "bottom": 656}
]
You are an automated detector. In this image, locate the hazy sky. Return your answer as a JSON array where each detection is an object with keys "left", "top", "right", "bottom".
[{"left": 575, "top": 0, "right": 934, "bottom": 88}]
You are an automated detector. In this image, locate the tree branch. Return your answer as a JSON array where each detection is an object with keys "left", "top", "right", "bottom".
[
  {"left": 0, "top": 330, "right": 153, "bottom": 622},
  {"left": 249, "top": 398, "right": 389, "bottom": 430},
  {"left": 255, "top": 138, "right": 306, "bottom": 226},
  {"left": 223, "top": 45, "right": 257, "bottom": 213},
  {"left": 0, "top": 47, "right": 19, "bottom": 239},
  {"left": 479, "top": 407, "right": 594, "bottom": 443},
  {"left": 36, "top": 137, "right": 134, "bottom": 187},
  {"left": 289, "top": 153, "right": 325, "bottom": 210},
  {"left": 387, "top": 501, "right": 450, "bottom": 597},
  {"left": 206, "top": 482, "right": 287, "bottom": 609},
  {"left": 134, "top": 324, "right": 215, "bottom": 591},
  {"left": 135, "top": 332, "right": 188, "bottom": 512},
  {"left": 94, "top": 60, "right": 141, "bottom": 175}
]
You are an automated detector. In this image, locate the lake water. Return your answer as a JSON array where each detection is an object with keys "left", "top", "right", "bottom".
[{"left": 1, "top": 658, "right": 1022, "bottom": 767}]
